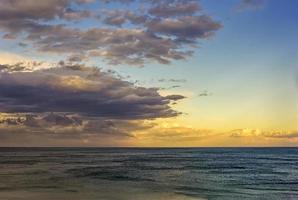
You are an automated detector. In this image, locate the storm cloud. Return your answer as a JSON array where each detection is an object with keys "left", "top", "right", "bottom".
[{"left": 0, "top": 63, "right": 184, "bottom": 119}]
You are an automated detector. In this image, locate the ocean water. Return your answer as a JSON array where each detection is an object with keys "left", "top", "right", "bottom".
[{"left": 0, "top": 148, "right": 297, "bottom": 200}]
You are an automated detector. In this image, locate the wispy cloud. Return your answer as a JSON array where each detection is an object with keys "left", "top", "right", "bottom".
[
  {"left": 158, "top": 78, "right": 187, "bottom": 83},
  {"left": 198, "top": 90, "right": 212, "bottom": 97}
]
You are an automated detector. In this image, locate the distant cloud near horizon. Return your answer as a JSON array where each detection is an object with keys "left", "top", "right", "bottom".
[
  {"left": 230, "top": 129, "right": 298, "bottom": 139},
  {"left": 0, "top": 0, "right": 222, "bottom": 66}
]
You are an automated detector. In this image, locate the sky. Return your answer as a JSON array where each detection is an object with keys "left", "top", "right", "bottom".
[{"left": 0, "top": 0, "right": 297, "bottom": 147}]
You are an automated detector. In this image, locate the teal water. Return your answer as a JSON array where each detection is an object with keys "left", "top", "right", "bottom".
[{"left": 0, "top": 148, "right": 297, "bottom": 200}]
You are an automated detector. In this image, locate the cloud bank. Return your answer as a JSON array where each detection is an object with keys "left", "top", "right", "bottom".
[{"left": 0, "top": 62, "right": 185, "bottom": 145}]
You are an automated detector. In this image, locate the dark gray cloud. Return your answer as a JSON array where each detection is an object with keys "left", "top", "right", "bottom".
[
  {"left": 0, "top": 112, "right": 156, "bottom": 146},
  {"left": 0, "top": 63, "right": 184, "bottom": 119},
  {"left": 165, "top": 94, "right": 185, "bottom": 101},
  {"left": 0, "top": 112, "right": 148, "bottom": 136},
  {"left": 0, "top": 0, "right": 222, "bottom": 66}
]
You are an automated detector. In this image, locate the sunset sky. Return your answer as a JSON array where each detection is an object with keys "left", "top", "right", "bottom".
[{"left": 0, "top": 0, "right": 297, "bottom": 147}]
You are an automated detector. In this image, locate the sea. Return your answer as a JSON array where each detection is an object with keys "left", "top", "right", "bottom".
[{"left": 0, "top": 148, "right": 297, "bottom": 200}]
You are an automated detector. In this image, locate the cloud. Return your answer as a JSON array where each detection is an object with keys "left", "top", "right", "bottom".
[
  {"left": 0, "top": 0, "right": 68, "bottom": 20},
  {"left": 67, "top": 54, "right": 87, "bottom": 63},
  {"left": 0, "top": 62, "right": 44, "bottom": 72},
  {"left": 0, "top": 0, "right": 92, "bottom": 21},
  {"left": 0, "top": 0, "right": 222, "bottom": 66},
  {"left": 18, "top": 42, "right": 28, "bottom": 47},
  {"left": 131, "top": 121, "right": 219, "bottom": 146},
  {"left": 102, "top": 10, "right": 148, "bottom": 27},
  {"left": 148, "top": 1, "right": 201, "bottom": 17},
  {"left": 165, "top": 94, "right": 185, "bottom": 101},
  {"left": 62, "top": 8, "right": 93, "bottom": 21},
  {"left": 230, "top": 129, "right": 298, "bottom": 139},
  {"left": 0, "top": 112, "right": 150, "bottom": 136},
  {"left": 198, "top": 90, "right": 212, "bottom": 97},
  {"left": 235, "top": 0, "right": 265, "bottom": 12},
  {"left": 0, "top": 63, "right": 184, "bottom": 119},
  {"left": 76, "top": 0, "right": 95, "bottom": 4},
  {"left": 266, "top": 132, "right": 298, "bottom": 139},
  {"left": 0, "top": 62, "right": 188, "bottom": 146},
  {"left": 167, "top": 85, "right": 181, "bottom": 90},
  {"left": 138, "top": 127, "right": 214, "bottom": 141},
  {"left": 0, "top": 63, "right": 30, "bottom": 72},
  {"left": 0, "top": 113, "right": 82, "bottom": 127},
  {"left": 147, "top": 15, "right": 221, "bottom": 41},
  {"left": 0, "top": 112, "right": 157, "bottom": 146},
  {"left": 126, "top": 12, "right": 148, "bottom": 25},
  {"left": 158, "top": 78, "right": 187, "bottom": 83},
  {"left": 102, "top": 10, "right": 128, "bottom": 26}
]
